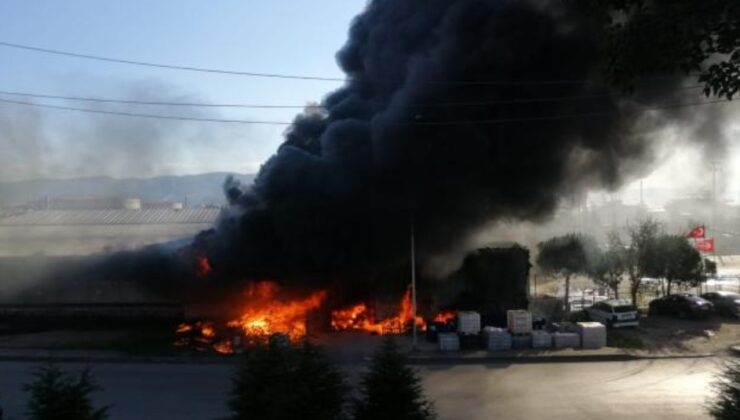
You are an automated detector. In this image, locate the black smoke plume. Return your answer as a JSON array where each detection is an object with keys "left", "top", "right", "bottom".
[{"left": 201, "top": 0, "right": 688, "bottom": 287}]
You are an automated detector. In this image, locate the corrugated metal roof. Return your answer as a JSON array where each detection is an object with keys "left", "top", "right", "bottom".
[{"left": 0, "top": 208, "right": 221, "bottom": 226}]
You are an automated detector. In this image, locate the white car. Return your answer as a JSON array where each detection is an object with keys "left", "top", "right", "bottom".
[{"left": 586, "top": 299, "right": 639, "bottom": 328}]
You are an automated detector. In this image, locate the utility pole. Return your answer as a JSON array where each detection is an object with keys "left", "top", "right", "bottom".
[
  {"left": 410, "top": 216, "right": 418, "bottom": 351},
  {"left": 711, "top": 162, "right": 719, "bottom": 230}
]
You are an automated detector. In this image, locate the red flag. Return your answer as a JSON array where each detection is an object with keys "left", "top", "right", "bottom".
[
  {"left": 695, "top": 238, "right": 714, "bottom": 253},
  {"left": 687, "top": 225, "right": 705, "bottom": 238}
]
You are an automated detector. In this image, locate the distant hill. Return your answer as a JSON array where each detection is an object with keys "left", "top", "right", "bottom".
[{"left": 0, "top": 172, "right": 255, "bottom": 207}]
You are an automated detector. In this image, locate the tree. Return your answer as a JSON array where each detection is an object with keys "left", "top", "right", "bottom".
[
  {"left": 536, "top": 234, "right": 595, "bottom": 312},
  {"left": 709, "top": 358, "right": 740, "bottom": 419},
  {"left": 353, "top": 338, "right": 435, "bottom": 420},
  {"left": 591, "top": 232, "right": 627, "bottom": 299},
  {"left": 624, "top": 218, "right": 661, "bottom": 306},
  {"left": 649, "top": 234, "right": 706, "bottom": 295},
  {"left": 24, "top": 363, "right": 109, "bottom": 420},
  {"left": 228, "top": 340, "right": 346, "bottom": 420},
  {"left": 581, "top": 1, "right": 740, "bottom": 99}
]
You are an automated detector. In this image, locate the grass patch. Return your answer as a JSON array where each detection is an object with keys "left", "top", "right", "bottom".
[{"left": 607, "top": 330, "right": 646, "bottom": 349}]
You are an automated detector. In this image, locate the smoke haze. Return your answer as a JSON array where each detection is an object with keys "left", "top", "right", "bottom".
[{"left": 206, "top": 0, "right": 737, "bottom": 284}]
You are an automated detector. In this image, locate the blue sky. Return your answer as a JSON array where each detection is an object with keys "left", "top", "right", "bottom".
[{"left": 0, "top": 0, "right": 366, "bottom": 181}]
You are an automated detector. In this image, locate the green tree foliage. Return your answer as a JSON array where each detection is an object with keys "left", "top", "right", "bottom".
[
  {"left": 228, "top": 341, "right": 347, "bottom": 420},
  {"left": 624, "top": 218, "right": 661, "bottom": 305},
  {"left": 705, "top": 258, "right": 718, "bottom": 277},
  {"left": 537, "top": 234, "right": 596, "bottom": 312},
  {"left": 353, "top": 338, "right": 435, "bottom": 420},
  {"left": 581, "top": 1, "right": 740, "bottom": 99},
  {"left": 648, "top": 234, "right": 705, "bottom": 295},
  {"left": 591, "top": 231, "right": 627, "bottom": 298},
  {"left": 24, "top": 363, "right": 109, "bottom": 420},
  {"left": 709, "top": 358, "right": 740, "bottom": 419}
]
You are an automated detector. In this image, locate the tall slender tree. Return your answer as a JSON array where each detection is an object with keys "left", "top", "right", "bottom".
[
  {"left": 537, "top": 234, "right": 595, "bottom": 312},
  {"left": 624, "top": 218, "right": 661, "bottom": 305},
  {"left": 228, "top": 341, "right": 347, "bottom": 420},
  {"left": 353, "top": 338, "right": 435, "bottom": 420},
  {"left": 591, "top": 231, "right": 627, "bottom": 299},
  {"left": 24, "top": 363, "right": 109, "bottom": 420},
  {"left": 709, "top": 358, "right": 740, "bottom": 419}
]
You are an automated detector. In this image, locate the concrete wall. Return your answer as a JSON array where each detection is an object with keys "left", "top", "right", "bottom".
[{"left": 0, "top": 223, "right": 211, "bottom": 256}]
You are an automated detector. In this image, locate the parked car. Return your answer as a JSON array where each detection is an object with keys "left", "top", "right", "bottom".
[
  {"left": 700, "top": 291, "right": 740, "bottom": 317},
  {"left": 586, "top": 299, "right": 639, "bottom": 328},
  {"left": 648, "top": 294, "right": 714, "bottom": 319}
]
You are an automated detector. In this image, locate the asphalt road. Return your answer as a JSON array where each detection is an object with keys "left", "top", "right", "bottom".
[{"left": 0, "top": 357, "right": 721, "bottom": 420}]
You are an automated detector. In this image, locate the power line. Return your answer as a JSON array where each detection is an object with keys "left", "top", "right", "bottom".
[
  {"left": 0, "top": 40, "right": 695, "bottom": 86},
  {"left": 0, "top": 95, "right": 733, "bottom": 126},
  {"left": 0, "top": 89, "right": 313, "bottom": 109},
  {"left": 0, "top": 41, "right": 345, "bottom": 83},
  {"left": 0, "top": 84, "right": 705, "bottom": 110},
  {"left": 0, "top": 97, "right": 291, "bottom": 125}
]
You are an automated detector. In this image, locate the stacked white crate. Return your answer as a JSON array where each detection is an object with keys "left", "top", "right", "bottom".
[
  {"left": 553, "top": 332, "right": 581, "bottom": 348},
  {"left": 457, "top": 311, "right": 481, "bottom": 335},
  {"left": 531, "top": 330, "right": 552, "bottom": 349},
  {"left": 438, "top": 333, "right": 460, "bottom": 352},
  {"left": 506, "top": 310, "right": 532, "bottom": 335},
  {"left": 482, "top": 326, "right": 512, "bottom": 351},
  {"left": 576, "top": 322, "right": 607, "bottom": 349}
]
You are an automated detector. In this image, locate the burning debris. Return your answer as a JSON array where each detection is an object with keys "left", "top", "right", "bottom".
[
  {"left": 174, "top": 282, "right": 464, "bottom": 353},
  {"left": 225, "top": 281, "right": 326, "bottom": 340},
  {"left": 331, "top": 287, "right": 424, "bottom": 335},
  {"left": 176, "top": 281, "right": 326, "bottom": 353}
]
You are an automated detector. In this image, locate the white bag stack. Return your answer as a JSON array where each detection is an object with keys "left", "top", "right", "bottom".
[
  {"left": 506, "top": 310, "right": 532, "bottom": 335},
  {"left": 482, "top": 327, "right": 512, "bottom": 351},
  {"left": 553, "top": 332, "right": 581, "bottom": 349},
  {"left": 576, "top": 322, "right": 607, "bottom": 349},
  {"left": 438, "top": 333, "right": 460, "bottom": 352},
  {"left": 531, "top": 330, "right": 552, "bottom": 349},
  {"left": 456, "top": 311, "right": 481, "bottom": 335}
]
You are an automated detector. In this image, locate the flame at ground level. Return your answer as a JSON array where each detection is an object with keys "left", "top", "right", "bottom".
[
  {"left": 175, "top": 282, "right": 457, "bottom": 354},
  {"left": 330, "top": 287, "right": 425, "bottom": 335},
  {"left": 175, "top": 281, "right": 326, "bottom": 353},
  {"left": 226, "top": 281, "right": 327, "bottom": 340}
]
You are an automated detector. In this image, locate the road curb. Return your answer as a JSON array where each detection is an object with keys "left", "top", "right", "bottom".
[{"left": 0, "top": 350, "right": 716, "bottom": 365}]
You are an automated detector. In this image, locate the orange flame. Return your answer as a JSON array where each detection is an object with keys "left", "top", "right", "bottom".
[
  {"left": 433, "top": 311, "right": 456, "bottom": 324},
  {"left": 331, "top": 287, "right": 424, "bottom": 335},
  {"left": 175, "top": 281, "right": 327, "bottom": 354},
  {"left": 226, "top": 281, "right": 327, "bottom": 341}
]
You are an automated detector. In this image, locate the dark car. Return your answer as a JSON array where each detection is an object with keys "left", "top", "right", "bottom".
[
  {"left": 701, "top": 291, "right": 740, "bottom": 317},
  {"left": 648, "top": 294, "right": 714, "bottom": 319}
]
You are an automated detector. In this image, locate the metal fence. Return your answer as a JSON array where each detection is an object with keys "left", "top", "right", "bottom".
[{"left": 564, "top": 276, "right": 740, "bottom": 311}]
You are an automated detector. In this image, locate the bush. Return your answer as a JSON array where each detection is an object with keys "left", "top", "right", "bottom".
[
  {"left": 228, "top": 341, "right": 346, "bottom": 420},
  {"left": 24, "top": 363, "right": 109, "bottom": 420},
  {"left": 709, "top": 358, "right": 740, "bottom": 419},
  {"left": 353, "top": 338, "right": 435, "bottom": 420}
]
